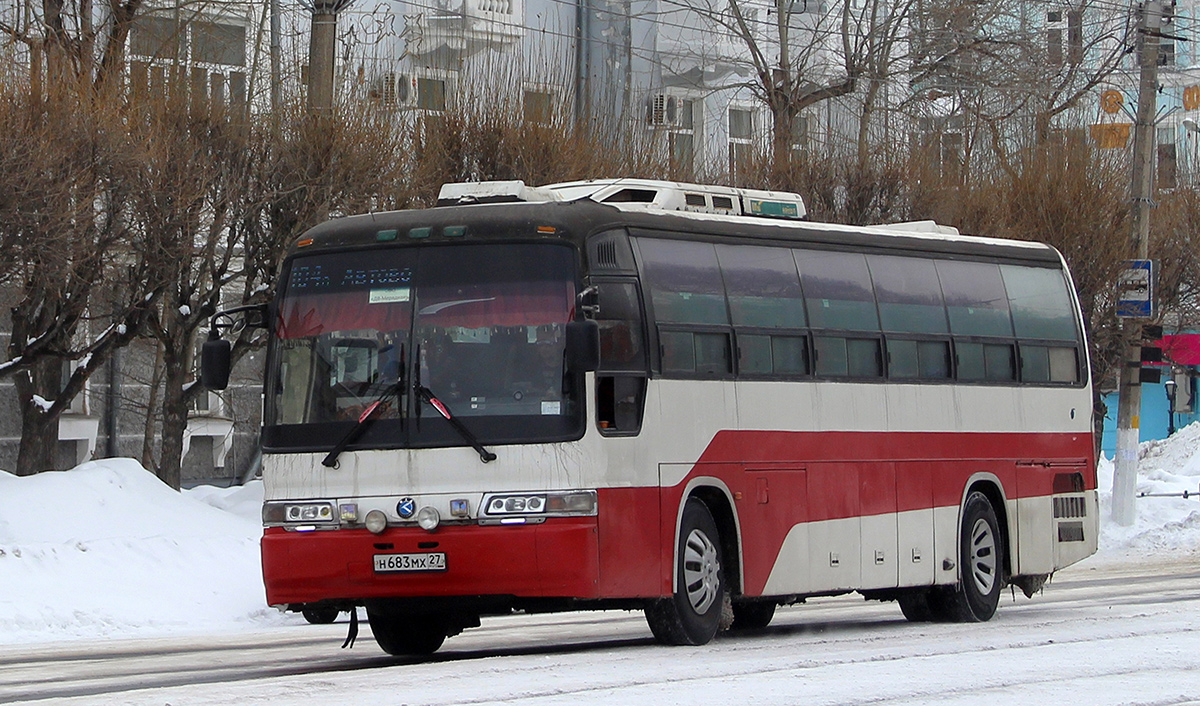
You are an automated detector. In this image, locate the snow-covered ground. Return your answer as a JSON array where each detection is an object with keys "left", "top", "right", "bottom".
[{"left": 2, "top": 428, "right": 1199, "bottom": 647}]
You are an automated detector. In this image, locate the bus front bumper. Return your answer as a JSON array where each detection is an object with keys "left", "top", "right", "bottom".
[{"left": 261, "top": 518, "right": 600, "bottom": 606}]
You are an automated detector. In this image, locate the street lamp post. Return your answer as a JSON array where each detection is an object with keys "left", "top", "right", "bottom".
[{"left": 1165, "top": 376, "right": 1178, "bottom": 436}]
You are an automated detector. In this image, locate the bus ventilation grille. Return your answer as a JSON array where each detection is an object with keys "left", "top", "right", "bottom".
[
  {"left": 595, "top": 240, "right": 619, "bottom": 269},
  {"left": 1053, "top": 496, "right": 1088, "bottom": 519}
]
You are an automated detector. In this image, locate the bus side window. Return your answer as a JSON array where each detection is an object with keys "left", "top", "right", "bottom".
[
  {"left": 597, "top": 376, "right": 646, "bottom": 434},
  {"left": 594, "top": 280, "right": 648, "bottom": 435}
]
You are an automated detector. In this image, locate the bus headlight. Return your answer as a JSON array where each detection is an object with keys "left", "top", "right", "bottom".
[
  {"left": 417, "top": 506, "right": 441, "bottom": 532},
  {"left": 264, "top": 501, "right": 337, "bottom": 527},
  {"left": 482, "top": 490, "right": 597, "bottom": 517},
  {"left": 364, "top": 509, "right": 388, "bottom": 534}
]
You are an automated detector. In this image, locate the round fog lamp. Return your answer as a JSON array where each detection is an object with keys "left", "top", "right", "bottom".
[
  {"left": 416, "top": 506, "right": 441, "bottom": 532},
  {"left": 364, "top": 509, "right": 388, "bottom": 535}
]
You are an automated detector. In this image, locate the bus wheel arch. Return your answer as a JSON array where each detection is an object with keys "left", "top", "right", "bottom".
[
  {"left": 645, "top": 486, "right": 738, "bottom": 645},
  {"left": 964, "top": 478, "right": 1013, "bottom": 585},
  {"left": 934, "top": 486, "right": 1006, "bottom": 622}
]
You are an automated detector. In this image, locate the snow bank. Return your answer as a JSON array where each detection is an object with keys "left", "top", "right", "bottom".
[
  {"left": 1095, "top": 422, "right": 1200, "bottom": 562},
  {"left": 0, "top": 459, "right": 293, "bottom": 645}
]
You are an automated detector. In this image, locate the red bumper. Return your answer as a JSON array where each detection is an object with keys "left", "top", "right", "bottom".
[{"left": 261, "top": 518, "right": 600, "bottom": 606}]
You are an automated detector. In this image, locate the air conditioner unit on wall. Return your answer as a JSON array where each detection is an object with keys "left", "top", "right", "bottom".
[
  {"left": 372, "top": 72, "right": 419, "bottom": 108},
  {"left": 647, "top": 93, "right": 682, "bottom": 128}
]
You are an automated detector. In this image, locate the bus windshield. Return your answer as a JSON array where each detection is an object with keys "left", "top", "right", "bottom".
[{"left": 265, "top": 242, "right": 581, "bottom": 451}]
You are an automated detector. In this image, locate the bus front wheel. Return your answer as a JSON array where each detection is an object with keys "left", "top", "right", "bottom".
[
  {"left": 366, "top": 609, "right": 448, "bottom": 656},
  {"left": 935, "top": 491, "right": 1004, "bottom": 622},
  {"left": 645, "top": 498, "right": 726, "bottom": 646}
]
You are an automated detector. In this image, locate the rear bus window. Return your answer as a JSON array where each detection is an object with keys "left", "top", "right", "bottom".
[{"left": 1000, "top": 265, "right": 1078, "bottom": 342}]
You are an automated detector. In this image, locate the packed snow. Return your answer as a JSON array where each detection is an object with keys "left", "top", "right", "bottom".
[{"left": 1, "top": 428, "right": 1199, "bottom": 647}]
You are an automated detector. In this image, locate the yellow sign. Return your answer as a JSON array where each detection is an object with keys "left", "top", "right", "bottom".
[
  {"left": 1101, "top": 90, "right": 1124, "bottom": 114},
  {"left": 1090, "top": 123, "right": 1131, "bottom": 149},
  {"left": 1185, "top": 85, "right": 1200, "bottom": 111}
]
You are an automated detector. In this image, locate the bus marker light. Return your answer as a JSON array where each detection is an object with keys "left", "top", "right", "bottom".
[
  {"left": 536, "top": 226, "right": 556, "bottom": 234},
  {"left": 450, "top": 499, "right": 470, "bottom": 518},
  {"left": 376, "top": 229, "right": 398, "bottom": 242},
  {"left": 444, "top": 225, "right": 467, "bottom": 237},
  {"left": 417, "top": 506, "right": 441, "bottom": 532},
  {"left": 365, "top": 510, "right": 388, "bottom": 535},
  {"left": 296, "top": 238, "right": 314, "bottom": 247},
  {"left": 340, "top": 503, "right": 359, "bottom": 523},
  {"left": 409, "top": 227, "right": 432, "bottom": 239},
  {"left": 500, "top": 517, "right": 527, "bottom": 525}
]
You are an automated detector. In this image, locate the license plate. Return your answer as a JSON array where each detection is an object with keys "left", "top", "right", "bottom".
[{"left": 373, "top": 552, "right": 447, "bottom": 573}]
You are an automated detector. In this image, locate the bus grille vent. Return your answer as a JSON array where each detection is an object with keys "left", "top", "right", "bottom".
[
  {"left": 1058, "top": 521, "right": 1085, "bottom": 542},
  {"left": 1053, "top": 496, "right": 1087, "bottom": 518},
  {"left": 595, "top": 240, "right": 619, "bottom": 269}
]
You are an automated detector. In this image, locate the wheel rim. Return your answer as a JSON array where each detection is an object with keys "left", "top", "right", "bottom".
[
  {"left": 968, "top": 517, "right": 998, "bottom": 595},
  {"left": 682, "top": 528, "right": 721, "bottom": 614}
]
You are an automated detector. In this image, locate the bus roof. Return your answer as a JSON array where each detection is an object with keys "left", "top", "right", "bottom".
[{"left": 294, "top": 190, "right": 1062, "bottom": 267}]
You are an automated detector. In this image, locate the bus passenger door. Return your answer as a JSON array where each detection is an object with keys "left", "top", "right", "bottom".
[{"left": 859, "top": 462, "right": 898, "bottom": 590}]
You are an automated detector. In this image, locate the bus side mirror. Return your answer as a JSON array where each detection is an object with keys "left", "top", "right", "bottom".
[
  {"left": 565, "top": 320, "right": 600, "bottom": 373},
  {"left": 201, "top": 334, "right": 232, "bottom": 390}
]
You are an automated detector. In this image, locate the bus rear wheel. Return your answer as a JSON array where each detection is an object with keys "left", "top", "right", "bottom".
[
  {"left": 934, "top": 491, "right": 1004, "bottom": 622},
  {"left": 366, "top": 609, "right": 448, "bottom": 656},
  {"left": 645, "top": 498, "right": 726, "bottom": 646}
]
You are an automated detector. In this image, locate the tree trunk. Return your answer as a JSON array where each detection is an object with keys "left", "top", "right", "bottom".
[
  {"left": 156, "top": 350, "right": 189, "bottom": 490},
  {"left": 14, "top": 357, "right": 63, "bottom": 475},
  {"left": 141, "top": 343, "right": 164, "bottom": 469}
]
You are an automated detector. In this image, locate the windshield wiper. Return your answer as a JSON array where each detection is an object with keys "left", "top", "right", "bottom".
[
  {"left": 321, "top": 346, "right": 405, "bottom": 469},
  {"left": 417, "top": 385, "right": 497, "bottom": 463}
]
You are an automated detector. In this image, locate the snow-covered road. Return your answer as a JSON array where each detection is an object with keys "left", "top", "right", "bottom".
[{"left": 6, "top": 556, "right": 1200, "bottom": 706}]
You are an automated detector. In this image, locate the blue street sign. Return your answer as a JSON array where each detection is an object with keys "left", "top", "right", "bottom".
[{"left": 1117, "top": 259, "right": 1154, "bottom": 318}]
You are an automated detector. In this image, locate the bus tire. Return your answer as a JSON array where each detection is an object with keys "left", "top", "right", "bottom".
[
  {"left": 301, "top": 606, "right": 340, "bottom": 625},
  {"left": 934, "top": 491, "right": 1004, "bottom": 622},
  {"left": 897, "top": 591, "right": 935, "bottom": 622},
  {"left": 366, "top": 609, "right": 447, "bottom": 656},
  {"left": 645, "top": 498, "right": 726, "bottom": 645},
  {"left": 730, "top": 601, "right": 776, "bottom": 631}
]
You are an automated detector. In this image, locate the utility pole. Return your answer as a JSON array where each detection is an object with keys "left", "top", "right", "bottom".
[
  {"left": 308, "top": 2, "right": 339, "bottom": 112},
  {"left": 1112, "top": 0, "right": 1162, "bottom": 527}
]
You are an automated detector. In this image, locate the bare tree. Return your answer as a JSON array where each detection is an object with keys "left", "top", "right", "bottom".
[{"left": 0, "top": 89, "right": 165, "bottom": 474}]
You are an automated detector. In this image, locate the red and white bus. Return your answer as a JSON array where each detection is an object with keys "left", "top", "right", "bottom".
[{"left": 205, "top": 178, "right": 1098, "bottom": 654}]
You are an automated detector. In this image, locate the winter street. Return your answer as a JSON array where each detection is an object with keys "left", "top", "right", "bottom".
[{"left": 3, "top": 555, "right": 1200, "bottom": 705}]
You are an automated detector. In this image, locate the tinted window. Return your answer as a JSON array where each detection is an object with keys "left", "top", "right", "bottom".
[
  {"left": 596, "top": 281, "right": 646, "bottom": 372},
  {"left": 739, "top": 333, "right": 808, "bottom": 375},
  {"left": 1023, "top": 345, "right": 1080, "bottom": 383},
  {"left": 1001, "top": 265, "right": 1078, "bottom": 342},
  {"left": 661, "top": 330, "right": 731, "bottom": 376},
  {"left": 1021, "top": 345, "right": 1051, "bottom": 382},
  {"left": 717, "top": 244, "right": 806, "bottom": 328},
  {"left": 795, "top": 250, "right": 879, "bottom": 331},
  {"left": 815, "top": 336, "right": 882, "bottom": 377},
  {"left": 869, "top": 255, "right": 948, "bottom": 334},
  {"left": 638, "top": 238, "right": 728, "bottom": 325},
  {"left": 936, "top": 260, "right": 1014, "bottom": 337},
  {"left": 887, "top": 339, "right": 950, "bottom": 380},
  {"left": 958, "top": 342, "right": 1016, "bottom": 381}
]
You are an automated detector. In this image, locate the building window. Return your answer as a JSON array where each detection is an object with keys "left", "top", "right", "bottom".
[
  {"left": 418, "top": 77, "right": 447, "bottom": 111},
  {"left": 729, "top": 107, "right": 754, "bottom": 176},
  {"left": 669, "top": 98, "right": 696, "bottom": 178},
  {"left": 524, "top": 89, "right": 553, "bottom": 124},
  {"left": 128, "top": 13, "right": 248, "bottom": 108}
]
